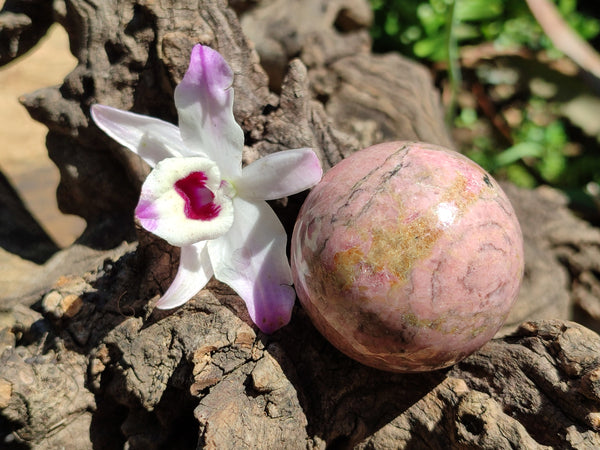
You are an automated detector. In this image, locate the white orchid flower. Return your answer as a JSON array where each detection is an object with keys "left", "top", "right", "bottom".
[{"left": 91, "top": 45, "right": 322, "bottom": 333}]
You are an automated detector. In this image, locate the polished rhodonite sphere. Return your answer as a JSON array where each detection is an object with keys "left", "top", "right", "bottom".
[{"left": 291, "top": 141, "right": 524, "bottom": 372}]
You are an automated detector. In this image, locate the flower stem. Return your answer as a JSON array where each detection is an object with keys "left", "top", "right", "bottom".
[{"left": 444, "top": 0, "right": 461, "bottom": 126}]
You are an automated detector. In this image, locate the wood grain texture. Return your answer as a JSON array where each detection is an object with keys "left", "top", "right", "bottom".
[{"left": 1, "top": 0, "right": 599, "bottom": 448}]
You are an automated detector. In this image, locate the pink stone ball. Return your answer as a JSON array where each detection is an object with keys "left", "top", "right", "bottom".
[{"left": 291, "top": 141, "right": 524, "bottom": 372}]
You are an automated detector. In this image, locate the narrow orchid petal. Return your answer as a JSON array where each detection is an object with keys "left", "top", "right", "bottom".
[
  {"left": 136, "top": 157, "right": 234, "bottom": 247},
  {"left": 156, "top": 242, "right": 213, "bottom": 309},
  {"left": 236, "top": 148, "right": 323, "bottom": 200},
  {"left": 207, "top": 197, "right": 295, "bottom": 334},
  {"left": 174, "top": 45, "right": 244, "bottom": 179},
  {"left": 91, "top": 104, "right": 190, "bottom": 167}
]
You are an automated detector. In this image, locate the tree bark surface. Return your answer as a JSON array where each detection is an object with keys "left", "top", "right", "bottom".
[{"left": 1, "top": 1, "right": 600, "bottom": 449}]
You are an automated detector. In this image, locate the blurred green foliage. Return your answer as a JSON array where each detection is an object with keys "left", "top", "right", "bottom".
[
  {"left": 369, "top": 0, "right": 600, "bottom": 208},
  {"left": 370, "top": 0, "right": 599, "bottom": 60}
]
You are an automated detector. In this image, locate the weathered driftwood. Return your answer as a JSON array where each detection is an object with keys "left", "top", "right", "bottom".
[{"left": 1, "top": 0, "right": 600, "bottom": 448}]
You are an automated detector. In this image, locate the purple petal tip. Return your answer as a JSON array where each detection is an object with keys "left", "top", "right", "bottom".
[
  {"left": 186, "top": 45, "right": 233, "bottom": 92},
  {"left": 135, "top": 200, "right": 158, "bottom": 232},
  {"left": 253, "top": 284, "right": 295, "bottom": 334}
]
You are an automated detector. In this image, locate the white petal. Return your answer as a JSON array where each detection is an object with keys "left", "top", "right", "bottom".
[
  {"left": 174, "top": 45, "right": 244, "bottom": 179},
  {"left": 156, "top": 243, "right": 213, "bottom": 309},
  {"left": 207, "top": 197, "right": 295, "bottom": 334},
  {"left": 91, "top": 104, "right": 189, "bottom": 167},
  {"left": 236, "top": 148, "right": 323, "bottom": 200},
  {"left": 136, "top": 157, "right": 234, "bottom": 247}
]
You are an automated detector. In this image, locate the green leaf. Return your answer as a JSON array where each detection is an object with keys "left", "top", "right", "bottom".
[
  {"left": 384, "top": 13, "right": 400, "bottom": 36},
  {"left": 453, "top": 22, "right": 481, "bottom": 41},
  {"left": 538, "top": 149, "right": 566, "bottom": 183},
  {"left": 494, "top": 142, "right": 543, "bottom": 167},
  {"left": 506, "top": 164, "right": 537, "bottom": 188},
  {"left": 457, "top": 107, "right": 478, "bottom": 126},
  {"left": 456, "top": 0, "right": 503, "bottom": 22},
  {"left": 417, "top": 3, "right": 446, "bottom": 35},
  {"left": 414, "top": 35, "right": 447, "bottom": 60}
]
